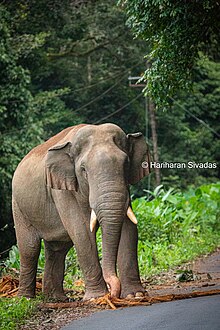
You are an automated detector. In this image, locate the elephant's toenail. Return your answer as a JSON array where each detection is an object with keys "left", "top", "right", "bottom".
[
  {"left": 126, "top": 294, "right": 135, "bottom": 299},
  {"left": 135, "top": 292, "right": 144, "bottom": 298}
]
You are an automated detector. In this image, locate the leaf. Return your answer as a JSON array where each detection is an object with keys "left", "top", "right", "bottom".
[
  {"left": 162, "top": 188, "right": 175, "bottom": 202},
  {"left": 165, "top": 194, "right": 179, "bottom": 204},
  {"left": 153, "top": 185, "right": 164, "bottom": 196},
  {"left": 195, "top": 188, "right": 202, "bottom": 197}
]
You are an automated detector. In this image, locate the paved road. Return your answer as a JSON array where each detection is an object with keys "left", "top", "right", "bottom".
[{"left": 62, "top": 295, "right": 220, "bottom": 330}]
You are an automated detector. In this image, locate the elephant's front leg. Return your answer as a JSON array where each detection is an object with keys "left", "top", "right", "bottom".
[
  {"left": 73, "top": 226, "right": 108, "bottom": 300},
  {"left": 52, "top": 190, "right": 108, "bottom": 300},
  {"left": 117, "top": 216, "right": 146, "bottom": 298}
]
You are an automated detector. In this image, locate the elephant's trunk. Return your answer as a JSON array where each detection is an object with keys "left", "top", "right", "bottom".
[
  {"left": 92, "top": 184, "right": 129, "bottom": 298},
  {"left": 100, "top": 210, "right": 123, "bottom": 297}
]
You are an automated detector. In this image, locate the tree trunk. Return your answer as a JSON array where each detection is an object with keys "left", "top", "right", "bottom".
[{"left": 148, "top": 99, "right": 161, "bottom": 186}]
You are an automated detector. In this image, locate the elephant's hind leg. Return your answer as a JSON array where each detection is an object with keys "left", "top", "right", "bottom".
[
  {"left": 43, "top": 240, "right": 72, "bottom": 301},
  {"left": 13, "top": 199, "right": 41, "bottom": 298}
]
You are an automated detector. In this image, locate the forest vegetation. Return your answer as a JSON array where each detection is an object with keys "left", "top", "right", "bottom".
[
  {"left": 0, "top": 0, "right": 219, "bottom": 308},
  {"left": 0, "top": 1, "right": 219, "bottom": 327}
]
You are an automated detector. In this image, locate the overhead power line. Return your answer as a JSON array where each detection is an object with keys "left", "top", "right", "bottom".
[
  {"left": 172, "top": 98, "right": 220, "bottom": 138},
  {"left": 72, "top": 60, "right": 146, "bottom": 114},
  {"left": 73, "top": 74, "right": 127, "bottom": 114},
  {"left": 68, "top": 59, "right": 145, "bottom": 94},
  {"left": 71, "top": 71, "right": 131, "bottom": 93},
  {"left": 1, "top": 61, "right": 145, "bottom": 137},
  {"left": 93, "top": 93, "right": 143, "bottom": 124}
]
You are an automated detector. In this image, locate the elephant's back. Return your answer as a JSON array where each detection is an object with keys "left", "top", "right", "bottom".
[
  {"left": 20, "top": 124, "right": 87, "bottom": 164},
  {"left": 12, "top": 124, "right": 87, "bottom": 198}
]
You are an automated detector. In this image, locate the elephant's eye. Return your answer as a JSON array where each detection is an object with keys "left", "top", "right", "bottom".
[
  {"left": 80, "top": 165, "right": 87, "bottom": 179},
  {"left": 113, "top": 135, "right": 128, "bottom": 153},
  {"left": 81, "top": 165, "right": 86, "bottom": 172}
]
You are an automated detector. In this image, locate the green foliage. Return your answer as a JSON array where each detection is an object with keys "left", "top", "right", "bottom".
[
  {"left": 1, "top": 246, "right": 20, "bottom": 272},
  {"left": 1, "top": 243, "right": 45, "bottom": 276},
  {"left": 0, "top": 5, "right": 35, "bottom": 175},
  {"left": 120, "top": 0, "right": 220, "bottom": 107},
  {"left": 0, "top": 5, "right": 37, "bottom": 250},
  {"left": 132, "top": 182, "right": 220, "bottom": 275},
  {"left": 0, "top": 3, "right": 81, "bottom": 252},
  {"left": 0, "top": 297, "right": 38, "bottom": 330},
  {"left": 133, "top": 56, "right": 220, "bottom": 195},
  {"left": 156, "top": 57, "right": 220, "bottom": 188},
  {"left": 33, "top": 0, "right": 147, "bottom": 132}
]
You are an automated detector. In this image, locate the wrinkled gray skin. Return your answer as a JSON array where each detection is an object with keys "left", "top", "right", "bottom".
[{"left": 12, "top": 124, "right": 150, "bottom": 301}]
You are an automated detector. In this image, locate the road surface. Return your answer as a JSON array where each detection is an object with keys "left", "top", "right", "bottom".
[{"left": 62, "top": 294, "right": 220, "bottom": 330}]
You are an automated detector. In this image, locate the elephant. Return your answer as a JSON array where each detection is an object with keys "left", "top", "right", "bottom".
[{"left": 12, "top": 123, "right": 151, "bottom": 301}]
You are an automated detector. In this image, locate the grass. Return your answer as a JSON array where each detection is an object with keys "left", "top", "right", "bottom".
[
  {"left": 0, "top": 297, "right": 38, "bottom": 330},
  {"left": 0, "top": 182, "right": 220, "bottom": 329}
]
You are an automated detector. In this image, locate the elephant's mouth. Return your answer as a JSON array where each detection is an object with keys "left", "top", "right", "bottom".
[{"left": 89, "top": 206, "right": 137, "bottom": 232}]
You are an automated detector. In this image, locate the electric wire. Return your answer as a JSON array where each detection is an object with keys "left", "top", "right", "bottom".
[
  {"left": 1, "top": 61, "right": 145, "bottom": 136},
  {"left": 93, "top": 93, "right": 143, "bottom": 124},
  {"left": 65, "top": 59, "right": 145, "bottom": 94},
  {"left": 171, "top": 97, "right": 220, "bottom": 138},
  {"left": 72, "top": 73, "right": 127, "bottom": 114}
]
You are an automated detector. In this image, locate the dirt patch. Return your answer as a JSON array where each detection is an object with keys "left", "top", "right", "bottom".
[
  {"left": 19, "top": 304, "right": 98, "bottom": 330},
  {"left": 192, "top": 249, "right": 220, "bottom": 277},
  {"left": 142, "top": 248, "right": 220, "bottom": 297}
]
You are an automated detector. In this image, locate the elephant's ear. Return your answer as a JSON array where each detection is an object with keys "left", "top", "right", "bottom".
[
  {"left": 45, "top": 141, "right": 77, "bottom": 191},
  {"left": 127, "top": 132, "right": 151, "bottom": 185}
]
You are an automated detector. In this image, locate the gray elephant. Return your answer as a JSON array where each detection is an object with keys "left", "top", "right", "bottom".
[{"left": 12, "top": 123, "right": 150, "bottom": 300}]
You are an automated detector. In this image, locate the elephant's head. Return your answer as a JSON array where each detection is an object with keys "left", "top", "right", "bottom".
[{"left": 45, "top": 123, "right": 151, "bottom": 297}]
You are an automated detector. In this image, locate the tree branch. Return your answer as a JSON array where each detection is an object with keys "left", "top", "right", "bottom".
[{"left": 47, "top": 39, "right": 111, "bottom": 59}]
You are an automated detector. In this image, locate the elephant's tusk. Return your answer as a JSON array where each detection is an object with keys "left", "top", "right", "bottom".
[
  {"left": 127, "top": 206, "right": 138, "bottom": 225},
  {"left": 90, "top": 209, "right": 97, "bottom": 232}
]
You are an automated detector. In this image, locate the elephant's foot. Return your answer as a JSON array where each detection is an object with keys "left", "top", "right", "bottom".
[
  {"left": 120, "top": 283, "right": 147, "bottom": 299},
  {"left": 83, "top": 288, "right": 108, "bottom": 301},
  {"left": 43, "top": 291, "right": 69, "bottom": 302},
  {"left": 124, "top": 291, "right": 146, "bottom": 299},
  {"left": 43, "top": 284, "right": 69, "bottom": 301},
  {"left": 17, "top": 289, "right": 35, "bottom": 299}
]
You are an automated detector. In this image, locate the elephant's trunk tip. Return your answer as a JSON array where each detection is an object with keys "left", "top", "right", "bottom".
[{"left": 104, "top": 275, "right": 121, "bottom": 298}]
